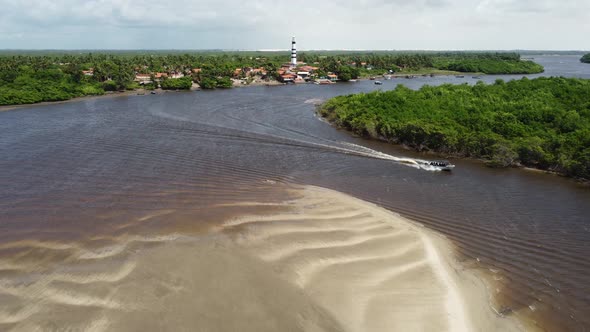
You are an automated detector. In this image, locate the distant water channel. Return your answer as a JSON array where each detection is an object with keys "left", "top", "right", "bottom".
[{"left": 1, "top": 55, "right": 589, "bottom": 331}]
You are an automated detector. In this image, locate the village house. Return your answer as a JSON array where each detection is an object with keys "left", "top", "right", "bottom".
[
  {"left": 154, "top": 73, "right": 168, "bottom": 81},
  {"left": 279, "top": 73, "right": 297, "bottom": 83},
  {"left": 297, "top": 71, "right": 310, "bottom": 79},
  {"left": 169, "top": 71, "right": 184, "bottom": 79},
  {"left": 299, "top": 65, "right": 318, "bottom": 73},
  {"left": 249, "top": 67, "right": 266, "bottom": 76},
  {"left": 134, "top": 74, "right": 152, "bottom": 84},
  {"left": 327, "top": 73, "right": 338, "bottom": 82},
  {"left": 82, "top": 69, "right": 94, "bottom": 76}
]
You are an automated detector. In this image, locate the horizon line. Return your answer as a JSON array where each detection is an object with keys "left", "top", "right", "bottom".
[{"left": 0, "top": 48, "right": 588, "bottom": 52}]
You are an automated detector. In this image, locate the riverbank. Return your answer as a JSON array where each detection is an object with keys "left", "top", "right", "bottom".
[
  {"left": 0, "top": 184, "right": 525, "bottom": 331},
  {"left": 0, "top": 85, "right": 212, "bottom": 112},
  {"left": 359, "top": 68, "right": 472, "bottom": 78},
  {"left": 0, "top": 89, "right": 146, "bottom": 112},
  {"left": 317, "top": 76, "right": 590, "bottom": 181},
  {"left": 0, "top": 72, "right": 462, "bottom": 111},
  {"left": 0, "top": 80, "right": 287, "bottom": 111},
  {"left": 0, "top": 67, "right": 528, "bottom": 111}
]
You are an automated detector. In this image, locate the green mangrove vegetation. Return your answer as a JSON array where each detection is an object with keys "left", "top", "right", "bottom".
[
  {"left": 433, "top": 53, "right": 544, "bottom": 74},
  {"left": 581, "top": 53, "right": 590, "bottom": 64},
  {"left": 319, "top": 77, "right": 590, "bottom": 179},
  {"left": 160, "top": 77, "right": 193, "bottom": 90},
  {"left": 0, "top": 51, "right": 543, "bottom": 106}
]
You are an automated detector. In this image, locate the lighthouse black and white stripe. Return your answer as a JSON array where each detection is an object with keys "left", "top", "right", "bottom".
[{"left": 291, "top": 36, "right": 297, "bottom": 66}]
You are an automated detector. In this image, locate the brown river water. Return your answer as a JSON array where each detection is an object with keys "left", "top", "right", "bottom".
[{"left": 1, "top": 55, "right": 589, "bottom": 331}]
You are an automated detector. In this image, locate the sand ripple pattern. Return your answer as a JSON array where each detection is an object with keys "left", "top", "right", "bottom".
[
  {"left": 223, "top": 186, "right": 521, "bottom": 332},
  {"left": 0, "top": 233, "right": 190, "bottom": 331},
  {"left": 0, "top": 185, "right": 522, "bottom": 332}
]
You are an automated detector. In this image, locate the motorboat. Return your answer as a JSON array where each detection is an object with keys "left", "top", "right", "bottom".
[
  {"left": 374, "top": 81, "right": 383, "bottom": 85},
  {"left": 427, "top": 160, "right": 455, "bottom": 171},
  {"left": 315, "top": 79, "right": 335, "bottom": 85}
]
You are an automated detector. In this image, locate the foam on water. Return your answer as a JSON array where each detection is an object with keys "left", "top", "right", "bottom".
[{"left": 339, "top": 142, "right": 442, "bottom": 171}]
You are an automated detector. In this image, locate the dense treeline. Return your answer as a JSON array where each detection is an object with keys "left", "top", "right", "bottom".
[
  {"left": 301, "top": 52, "right": 542, "bottom": 75},
  {"left": 0, "top": 65, "right": 104, "bottom": 105},
  {"left": 0, "top": 53, "right": 283, "bottom": 105},
  {"left": 319, "top": 77, "right": 590, "bottom": 179},
  {"left": 435, "top": 58, "right": 543, "bottom": 74},
  {"left": 431, "top": 52, "right": 543, "bottom": 74},
  {"left": 160, "top": 77, "right": 193, "bottom": 90},
  {"left": 581, "top": 54, "right": 590, "bottom": 64},
  {"left": 1, "top": 51, "right": 543, "bottom": 106}
]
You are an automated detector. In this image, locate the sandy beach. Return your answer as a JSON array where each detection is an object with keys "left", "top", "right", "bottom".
[{"left": 0, "top": 185, "right": 524, "bottom": 331}]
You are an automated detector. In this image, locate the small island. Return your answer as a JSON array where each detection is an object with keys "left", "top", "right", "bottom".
[
  {"left": 318, "top": 77, "right": 590, "bottom": 180},
  {"left": 0, "top": 51, "right": 543, "bottom": 106},
  {"left": 581, "top": 53, "right": 590, "bottom": 64}
]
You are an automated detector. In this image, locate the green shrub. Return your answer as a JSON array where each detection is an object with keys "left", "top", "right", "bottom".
[
  {"left": 160, "top": 76, "right": 193, "bottom": 90},
  {"left": 319, "top": 77, "right": 590, "bottom": 179}
]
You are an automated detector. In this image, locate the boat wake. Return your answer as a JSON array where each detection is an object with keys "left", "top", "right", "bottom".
[
  {"left": 149, "top": 108, "right": 446, "bottom": 172},
  {"left": 338, "top": 142, "right": 445, "bottom": 172}
]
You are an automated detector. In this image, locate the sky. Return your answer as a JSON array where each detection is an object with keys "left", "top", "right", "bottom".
[{"left": 0, "top": 0, "right": 589, "bottom": 50}]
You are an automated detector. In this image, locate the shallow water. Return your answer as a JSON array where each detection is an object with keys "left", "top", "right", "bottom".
[{"left": 1, "top": 55, "right": 589, "bottom": 331}]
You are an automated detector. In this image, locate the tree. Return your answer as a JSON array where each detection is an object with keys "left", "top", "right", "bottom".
[
  {"left": 112, "top": 60, "right": 134, "bottom": 90},
  {"left": 337, "top": 66, "right": 353, "bottom": 81},
  {"left": 160, "top": 77, "right": 192, "bottom": 90}
]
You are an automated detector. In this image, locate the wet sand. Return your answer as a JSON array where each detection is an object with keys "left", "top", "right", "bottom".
[{"left": 0, "top": 185, "right": 523, "bottom": 331}]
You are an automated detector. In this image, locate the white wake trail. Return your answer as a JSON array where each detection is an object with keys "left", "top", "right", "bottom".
[{"left": 339, "top": 142, "right": 443, "bottom": 172}]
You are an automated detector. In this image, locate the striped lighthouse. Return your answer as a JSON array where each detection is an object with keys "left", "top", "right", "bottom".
[{"left": 291, "top": 36, "right": 297, "bottom": 67}]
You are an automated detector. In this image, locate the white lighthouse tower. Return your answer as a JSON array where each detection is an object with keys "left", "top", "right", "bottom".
[{"left": 290, "top": 36, "right": 297, "bottom": 67}]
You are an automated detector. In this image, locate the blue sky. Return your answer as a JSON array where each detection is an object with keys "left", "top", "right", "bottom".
[{"left": 0, "top": 0, "right": 588, "bottom": 50}]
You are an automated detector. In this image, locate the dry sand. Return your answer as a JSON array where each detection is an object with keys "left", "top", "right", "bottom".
[{"left": 0, "top": 185, "right": 524, "bottom": 331}]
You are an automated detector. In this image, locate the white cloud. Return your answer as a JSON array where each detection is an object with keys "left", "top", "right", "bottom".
[{"left": 0, "top": 0, "right": 588, "bottom": 50}]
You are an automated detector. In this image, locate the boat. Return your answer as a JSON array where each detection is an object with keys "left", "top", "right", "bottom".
[
  {"left": 315, "top": 79, "right": 335, "bottom": 85},
  {"left": 150, "top": 91, "right": 157, "bottom": 95},
  {"left": 472, "top": 76, "right": 481, "bottom": 79},
  {"left": 427, "top": 160, "right": 455, "bottom": 171},
  {"left": 369, "top": 77, "right": 376, "bottom": 80},
  {"left": 374, "top": 81, "right": 383, "bottom": 85},
  {"left": 455, "top": 75, "right": 465, "bottom": 78}
]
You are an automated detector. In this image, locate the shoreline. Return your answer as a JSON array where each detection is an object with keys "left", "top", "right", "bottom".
[
  {"left": 0, "top": 71, "right": 487, "bottom": 112},
  {"left": 316, "top": 106, "right": 590, "bottom": 185},
  {"left": 0, "top": 184, "right": 527, "bottom": 331},
  {"left": 0, "top": 89, "right": 148, "bottom": 112},
  {"left": 216, "top": 185, "right": 527, "bottom": 331},
  {"left": 0, "top": 80, "right": 284, "bottom": 112}
]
